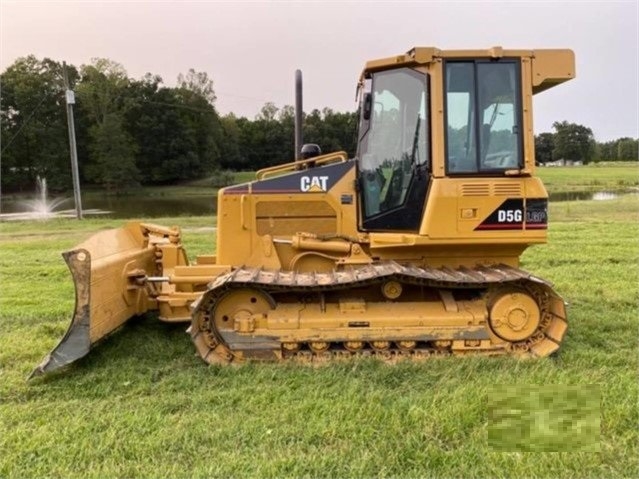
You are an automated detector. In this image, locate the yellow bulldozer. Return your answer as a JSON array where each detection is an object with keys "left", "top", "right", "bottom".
[{"left": 32, "top": 46, "right": 574, "bottom": 377}]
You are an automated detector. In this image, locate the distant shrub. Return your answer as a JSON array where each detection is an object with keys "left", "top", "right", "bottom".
[{"left": 210, "top": 169, "right": 235, "bottom": 188}]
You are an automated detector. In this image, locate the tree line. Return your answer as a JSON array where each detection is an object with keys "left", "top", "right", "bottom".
[
  {"left": 1, "top": 56, "right": 636, "bottom": 193},
  {"left": 0, "top": 56, "right": 357, "bottom": 193},
  {"left": 534, "top": 121, "right": 638, "bottom": 165}
]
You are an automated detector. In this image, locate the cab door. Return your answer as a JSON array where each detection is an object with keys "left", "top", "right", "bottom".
[{"left": 357, "top": 67, "right": 431, "bottom": 232}]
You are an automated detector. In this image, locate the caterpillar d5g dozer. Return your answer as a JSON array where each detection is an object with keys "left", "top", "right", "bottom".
[{"left": 32, "top": 46, "right": 574, "bottom": 377}]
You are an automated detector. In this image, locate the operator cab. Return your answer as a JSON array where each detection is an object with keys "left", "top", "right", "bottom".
[{"left": 356, "top": 54, "right": 524, "bottom": 232}]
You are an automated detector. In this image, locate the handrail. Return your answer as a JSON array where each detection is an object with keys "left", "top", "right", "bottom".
[{"left": 256, "top": 151, "right": 349, "bottom": 180}]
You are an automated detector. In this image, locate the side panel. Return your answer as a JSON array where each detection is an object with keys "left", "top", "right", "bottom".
[
  {"left": 217, "top": 161, "right": 358, "bottom": 268},
  {"left": 419, "top": 177, "right": 548, "bottom": 242}
]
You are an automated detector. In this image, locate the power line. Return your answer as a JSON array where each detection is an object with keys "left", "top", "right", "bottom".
[
  {"left": 142, "top": 99, "right": 218, "bottom": 114},
  {"left": 0, "top": 93, "right": 50, "bottom": 155}
]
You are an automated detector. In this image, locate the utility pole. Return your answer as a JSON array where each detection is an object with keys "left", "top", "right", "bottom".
[{"left": 62, "top": 62, "right": 83, "bottom": 219}]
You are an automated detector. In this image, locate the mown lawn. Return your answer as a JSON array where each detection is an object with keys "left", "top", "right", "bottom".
[
  {"left": 0, "top": 182, "right": 638, "bottom": 477},
  {"left": 537, "top": 163, "right": 638, "bottom": 192}
]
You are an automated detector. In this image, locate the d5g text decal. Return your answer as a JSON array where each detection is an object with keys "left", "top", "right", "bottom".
[{"left": 475, "top": 198, "right": 548, "bottom": 231}]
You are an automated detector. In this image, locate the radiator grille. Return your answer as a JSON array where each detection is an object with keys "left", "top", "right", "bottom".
[
  {"left": 460, "top": 184, "right": 490, "bottom": 196},
  {"left": 493, "top": 183, "right": 523, "bottom": 196},
  {"left": 460, "top": 183, "right": 523, "bottom": 196}
]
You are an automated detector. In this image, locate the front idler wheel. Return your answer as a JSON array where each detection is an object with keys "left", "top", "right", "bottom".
[
  {"left": 191, "top": 288, "right": 275, "bottom": 364},
  {"left": 488, "top": 287, "right": 541, "bottom": 343}
]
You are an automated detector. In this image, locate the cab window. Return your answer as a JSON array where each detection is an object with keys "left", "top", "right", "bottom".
[
  {"left": 445, "top": 60, "right": 522, "bottom": 174},
  {"left": 358, "top": 68, "right": 428, "bottom": 219}
]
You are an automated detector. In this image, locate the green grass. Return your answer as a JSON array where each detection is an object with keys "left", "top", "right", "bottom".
[
  {"left": 488, "top": 384, "right": 601, "bottom": 452},
  {"left": 1, "top": 172, "right": 638, "bottom": 477},
  {"left": 537, "top": 163, "right": 639, "bottom": 192}
]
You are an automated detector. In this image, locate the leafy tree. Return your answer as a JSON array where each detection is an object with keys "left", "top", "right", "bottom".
[
  {"left": 596, "top": 140, "right": 617, "bottom": 162},
  {"left": 177, "top": 69, "right": 216, "bottom": 105},
  {"left": 124, "top": 75, "right": 186, "bottom": 183},
  {"left": 76, "top": 58, "right": 139, "bottom": 189},
  {"left": 77, "top": 58, "right": 130, "bottom": 123},
  {"left": 244, "top": 102, "right": 291, "bottom": 169},
  {"left": 124, "top": 72, "right": 225, "bottom": 184},
  {"left": 314, "top": 108, "right": 358, "bottom": 157},
  {"left": 175, "top": 71, "right": 224, "bottom": 178},
  {"left": 304, "top": 108, "right": 357, "bottom": 158},
  {"left": 552, "top": 121, "right": 596, "bottom": 164},
  {"left": 233, "top": 104, "right": 359, "bottom": 171},
  {"left": 235, "top": 116, "right": 262, "bottom": 170},
  {"left": 616, "top": 138, "right": 638, "bottom": 161},
  {"left": 0, "top": 55, "right": 368, "bottom": 192},
  {"left": 534, "top": 132, "right": 555, "bottom": 164},
  {"left": 278, "top": 105, "right": 296, "bottom": 159},
  {"left": 218, "top": 113, "right": 244, "bottom": 170},
  {"left": 0, "top": 56, "right": 77, "bottom": 192},
  {"left": 593, "top": 138, "right": 638, "bottom": 162},
  {"left": 86, "top": 112, "right": 138, "bottom": 192},
  {"left": 334, "top": 110, "right": 358, "bottom": 157},
  {"left": 256, "top": 102, "right": 279, "bottom": 122}
]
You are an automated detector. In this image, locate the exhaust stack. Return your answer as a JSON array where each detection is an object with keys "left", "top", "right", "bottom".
[{"left": 295, "top": 69, "right": 303, "bottom": 159}]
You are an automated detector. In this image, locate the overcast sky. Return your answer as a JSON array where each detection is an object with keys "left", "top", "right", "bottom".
[{"left": 1, "top": 0, "right": 637, "bottom": 141}]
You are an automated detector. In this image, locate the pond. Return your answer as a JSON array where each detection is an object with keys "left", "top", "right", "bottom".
[
  {"left": 548, "top": 189, "right": 638, "bottom": 202},
  {"left": 0, "top": 195, "right": 217, "bottom": 220},
  {"left": 1, "top": 188, "right": 637, "bottom": 221},
  {"left": 81, "top": 195, "right": 217, "bottom": 218}
]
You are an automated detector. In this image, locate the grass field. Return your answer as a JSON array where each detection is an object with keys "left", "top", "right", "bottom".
[
  {"left": 1, "top": 167, "right": 638, "bottom": 478},
  {"left": 537, "top": 163, "right": 638, "bottom": 192}
]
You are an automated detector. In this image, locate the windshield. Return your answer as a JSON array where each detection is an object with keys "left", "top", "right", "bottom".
[
  {"left": 445, "top": 60, "right": 522, "bottom": 173},
  {"left": 358, "top": 68, "right": 428, "bottom": 219}
]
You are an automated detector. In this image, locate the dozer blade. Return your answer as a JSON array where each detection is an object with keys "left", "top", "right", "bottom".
[{"left": 30, "top": 223, "right": 158, "bottom": 378}]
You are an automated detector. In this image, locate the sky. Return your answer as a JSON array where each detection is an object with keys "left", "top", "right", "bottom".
[{"left": 1, "top": 0, "right": 638, "bottom": 142}]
